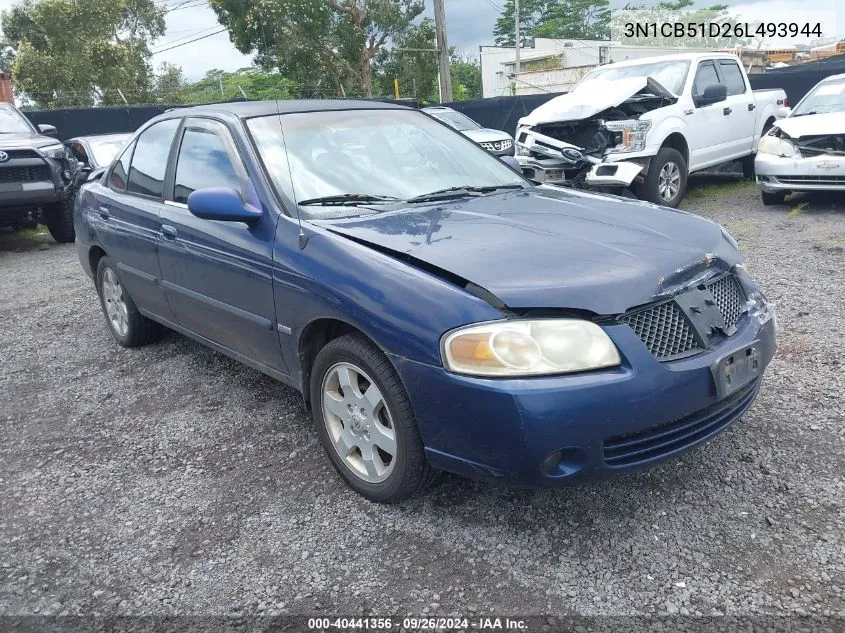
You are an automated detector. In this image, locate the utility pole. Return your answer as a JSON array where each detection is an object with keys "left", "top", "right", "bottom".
[
  {"left": 514, "top": 0, "right": 520, "bottom": 74},
  {"left": 433, "top": 0, "right": 453, "bottom": 103}
]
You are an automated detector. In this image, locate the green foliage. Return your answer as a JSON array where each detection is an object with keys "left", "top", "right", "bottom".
[
  {"left": 208, "top": 0, "right": 423, "bottom": 97},
  {"left": 2, "top": 0, "right": 166, "bottom": 107},
  {"left": 614, "top": 0, "right": 746, "bottom": 48},
  {"left": 449, "top": 55, "right": 482, "bottom": 101},
  {"left": 374, "top": 17, "right": 438, "bottom": 101},
  {"left": 494, "top": 0, "right": 609, "bottom": 47},
  {"left": 152, "top": 62, "right": 185, "bottom": 104},
  {"left": 178, "top": 67, "right": 298, "bottom": 104}
]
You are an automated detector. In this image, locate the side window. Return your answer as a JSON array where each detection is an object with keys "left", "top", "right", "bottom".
[
  {"left": 172, "top": 121, "right": 244, "bottom": 205},
  {"left": 719, "top": 61, "right": 747, "bottom": 96},
  {"left": 109, "top": 140, "right": 135, "bottom": 192},
  {"left": 126, "top": 119, "right": 180, "bottom": 198},
  {"left": 693, "top": 61, "right": 719, "bottom": 97}
]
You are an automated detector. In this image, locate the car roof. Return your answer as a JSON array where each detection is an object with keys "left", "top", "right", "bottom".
[
  {"left": 422, "top": 106, "right": 457, "bottom": 112},
  {"left": 601, "top": 52, "right": 741, "bottom": 69},
  {"left": 67, "top": 133, "right": 132, "bottom": 143},
  {"left": 819, "top": 72, "right": 845, "bottom": 82},
  {"left": 167, "top": 99, "right": 411, "bottom": 119}
]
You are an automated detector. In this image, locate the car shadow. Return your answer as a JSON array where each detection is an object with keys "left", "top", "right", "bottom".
[{"left": 0, "top": 226, "right": 56, "bottom": 253}]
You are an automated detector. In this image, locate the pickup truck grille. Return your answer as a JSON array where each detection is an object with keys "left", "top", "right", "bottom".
[
  {"left": 480, "top": 139, "right": 513, "bottom": 152},
  {"left": 621, "top": 274, "right": 746, "bottom": 361},
  {"left": 0, "top": 165, "right": 51, "bottom": 183}
]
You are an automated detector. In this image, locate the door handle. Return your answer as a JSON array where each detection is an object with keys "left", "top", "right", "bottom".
[
  {"left": 161, "top": 224, "right": 178, "bottom": 240},
  {"left": 723, "top": 107, "right": 732, "bottom": 115},
  {"left": 97, "top": 206, "right": 110, "bottom": 219},
  {"left": 748, "top": 103, "right": 756, "bottom": 111}
]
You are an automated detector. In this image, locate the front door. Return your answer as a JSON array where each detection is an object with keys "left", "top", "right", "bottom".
[
  {"left": 156, "top": 117, "right": 286, "bottom": 374},
  {"left": 686, "top": 60, "right": 728, "bottom": 169}
]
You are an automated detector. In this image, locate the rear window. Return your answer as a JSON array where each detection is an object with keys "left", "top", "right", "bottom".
[
  {"left": 126, "top": 119, "right": 180, "bottom": 198},
  {"left": 719, "top": 61, "right": 746, "bottom": 96}
]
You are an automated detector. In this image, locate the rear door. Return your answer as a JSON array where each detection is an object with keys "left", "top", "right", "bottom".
[
  {"left": 156, "top": 117, "right": 286, "bottom": 374},
  {"left": 717, "top": 59, "right": 756, "bottom": 157},
  {"left": 93, "top": 118, "right": 181, "bottom": 322}
]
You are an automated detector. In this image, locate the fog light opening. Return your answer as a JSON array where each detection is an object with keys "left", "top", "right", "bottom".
[{"left": 540, "top": 447, "right": 587, "bottom": 479}]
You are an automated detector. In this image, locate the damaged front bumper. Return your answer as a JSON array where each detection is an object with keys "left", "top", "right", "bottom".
[
  {"left": 755, "top": 152, "right": 845, "bottom": 192},
  {"left": 516, "top": 128, "right": 645, "bottom": 188}
]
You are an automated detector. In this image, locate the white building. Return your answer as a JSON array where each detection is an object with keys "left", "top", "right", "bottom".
[{"left": 481, "top": 38, "right": 728, "bottom": 96}]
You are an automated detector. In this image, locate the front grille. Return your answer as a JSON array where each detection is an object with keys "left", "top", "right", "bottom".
[
  {"left": 773, "top": 175, "right": 845, "bottom": 186},
  {"left": 620, "top": 300, "right": 702, "bottom": 360},
  {"left": 480, "top": 139, "right": 513, "bottom": 152},
  {"left": 602, "top": 378, "right": 760, "bottom": 467},
  {"left": 706, "top": 274, "right": 744, "bottom": 328},
  {"left": 0, "top": 149, "right": 42, "bottom": 159},
  {"left": 0, "top": 166, "right": 51, "bottom": 183}
]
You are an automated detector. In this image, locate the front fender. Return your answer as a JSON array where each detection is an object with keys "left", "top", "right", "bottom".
[{"left": 271, "top": 217, "right": 503, "bottom": 388}]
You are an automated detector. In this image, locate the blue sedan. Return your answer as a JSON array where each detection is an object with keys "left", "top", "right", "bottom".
[{"left": 74, "top": 100, "right": 776, "bottom": 502}]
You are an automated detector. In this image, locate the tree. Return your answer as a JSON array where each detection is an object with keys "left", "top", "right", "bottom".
[
  {"left": 613, "top": 0, "right": 748, "bottom": 48},
  {"left": 449, "top": 54, "right": 482, "bottom": 101},
  {"left": 493, "top": 0, "right": 547, "bottom": 47},
  {"left": 493, "top": 0, "right": 610, "bottom": 46},
  {"left": 374, "top": 18, "right": 438, "bottom": 101},
  {"left": 1, "top": 0, "right": 166, "bottom": 107},
  {"left": 178, "top": 68, "right": 298, "bottom": 104},
  {"left": 152, "top": 62, "right": 185, "bottom": 104},
  {"left": 209, "top": 0, "right": 424, "bottom": 98}
]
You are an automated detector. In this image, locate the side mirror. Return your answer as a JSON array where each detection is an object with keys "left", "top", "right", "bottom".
[
  {"left": 695, "top": 84, "right": 728, "bottom": 108},
  {"left": 86, "top": 166, "right": 106, "bottom": 182},
  {"left": 38, "top": 124, "right": 58, "bottom": 137},
  {"left": 499, "top": 155, "right": 521, "bottom": 172},
  {"left": 776, "top": 106, "right": 792, "bottom": 118},
  {"left": 187, "top": 187, "right": 263, "bottom": 223}
]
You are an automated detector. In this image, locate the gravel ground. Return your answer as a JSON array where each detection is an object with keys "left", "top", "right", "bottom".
[{"left": 1, "top": 178, "right": 843, "bottom": 624}]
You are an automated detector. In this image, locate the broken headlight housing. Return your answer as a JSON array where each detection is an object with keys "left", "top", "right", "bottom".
[
  {"left": 603, "top": 119, "right": 652, "bottom": 153},
  {"left": 757, "top": 133, "right": 798, "bottom": 158},
  {"left": 40, "top": 143, "right": 67, "bottom": 160}
]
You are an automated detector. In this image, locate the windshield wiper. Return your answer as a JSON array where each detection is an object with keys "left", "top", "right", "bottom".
[
  {"left": 298, "top": 193, "right": 402, "bottom": 206},
  {"left": 407, "top": 184, "right": 525, "bottom": 204}
]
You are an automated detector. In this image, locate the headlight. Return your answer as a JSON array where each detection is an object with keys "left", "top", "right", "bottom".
[
  {"left": 40, "top": 144, "right": 67, "bottom": 160},
  {"left": 441, "top": 319, "right": 621, "bottom": 377},
  {"left": 603, "top": 119, "right": 652, "bottom": 153},
  {"left": 757, "top": 134, "right": 797, "bottom": 157}
]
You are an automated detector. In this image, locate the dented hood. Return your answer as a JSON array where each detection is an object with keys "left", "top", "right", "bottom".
[
  {"left": 314, "top": 187, "right": 740, "bottom": 315},
  {"left": 518, "top": 77, "right": 674, "bottom": 127}
]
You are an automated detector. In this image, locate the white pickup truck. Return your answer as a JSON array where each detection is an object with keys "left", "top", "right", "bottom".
[{"left": 515, "top": 52, "right": 787, "bottom": 207}]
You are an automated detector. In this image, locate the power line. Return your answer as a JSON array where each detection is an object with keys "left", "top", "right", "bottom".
[
  {"left": 153, "top": 25, "right": 221, "bottom": 48},
  {"left": 152, "top": 28, "right": 227, "bottom": 54}
]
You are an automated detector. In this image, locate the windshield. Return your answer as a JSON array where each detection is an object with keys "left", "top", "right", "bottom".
[
  {"left": 88, "top": 136, "right": 130, "bottom": 166},
  {"left": 0, "top": 106, "right": 36, "bottom": 135},
  {"left": 427, "top": 109, "right": 481, "bottom": 131},
  {"left": 247, "top": 109, "right": 525, "bottom": 217},
  {"left": 792, "top": 79, "right": 845, "bottom": 116},
  {"left": 579, "top": 60, "right": 691, "bottom": 95}
]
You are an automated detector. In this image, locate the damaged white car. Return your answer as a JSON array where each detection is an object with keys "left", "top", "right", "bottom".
[
  {"left": 756, "top": 73, "right": 845, "bottom": 205},
  {"left": 515, "top": 53, "right": 787, "bottom": 207}
]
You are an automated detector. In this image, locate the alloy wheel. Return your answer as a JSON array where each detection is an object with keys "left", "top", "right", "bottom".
[
  {"left": 321, "top": 362, "right": 397, "bottom": 483},
  {"left": 101, "top": 268, "right": 129, "bottom": 337},
  {"left": 658, "top": 161, "right": 681, "bottom": 202}
]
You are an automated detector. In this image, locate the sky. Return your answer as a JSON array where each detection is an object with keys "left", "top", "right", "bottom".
[{"left": 0, "top": 0, "right": 842, "bottom": 82}]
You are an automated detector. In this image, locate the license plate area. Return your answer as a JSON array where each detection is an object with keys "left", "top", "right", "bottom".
[{"left": 712, "top": 341, "right": 762, "bottom": 399}]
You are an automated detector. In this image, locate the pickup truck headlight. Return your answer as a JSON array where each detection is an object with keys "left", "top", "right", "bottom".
[
  {"left": 603, "top": 119, "right": 652, "bottom": 153},
  {"left": 442, "top": 319, "right": 621, "bottom": 377},
  {"left": 40, "top": 144, "right": 67, "bottom": 160},
  {"left": 757, "top": 134, "right": 797, "bottom": 158}
]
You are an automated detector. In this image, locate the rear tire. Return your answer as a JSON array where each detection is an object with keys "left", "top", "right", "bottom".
[
  {"left": 640, "top": 147, "right": 687, "bottom": 208},
  {"left": 310, "top": 333, "right": 438, "bottom": 502},
  {"left": 44, "top": 192, "right": 76, "bottom": 243},
  {"left": 95, "top": 256, "right": 165, "bottom": 347},
  {"left": 761, "top": 190, "right": 786, "bottom": 206}
]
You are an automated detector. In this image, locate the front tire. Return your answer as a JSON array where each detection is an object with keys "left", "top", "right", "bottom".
[
  {"left": 640, "top": 147, "right": 687, "bottom": 208},
  {"left": 761, "top": 190, "right": 787, "bottom": 206},
  {"left": 95, "top": 256, "right": 165, "bottom": 347},
  {"left": 44, "top": 193, "right": 76, "bottom": 243},
  {"left": 310, "top": 333, "right": 437, "bottom": 502}
]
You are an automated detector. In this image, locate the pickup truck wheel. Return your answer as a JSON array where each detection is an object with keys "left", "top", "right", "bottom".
[
  {"left": 44, "top": 192, "right": 76, "bottom": 243},
  {"left": 642, "top": 148, "right": 687, "bottom": 208},
  {"left": 761, "top": 190, "right": 787, "bottom": 206},
  {"left": 310, "top": 333, "right": 438, "bottom": 502},
  {"left": 95, "top": 256, "right": 165, "bottom": 347}
]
